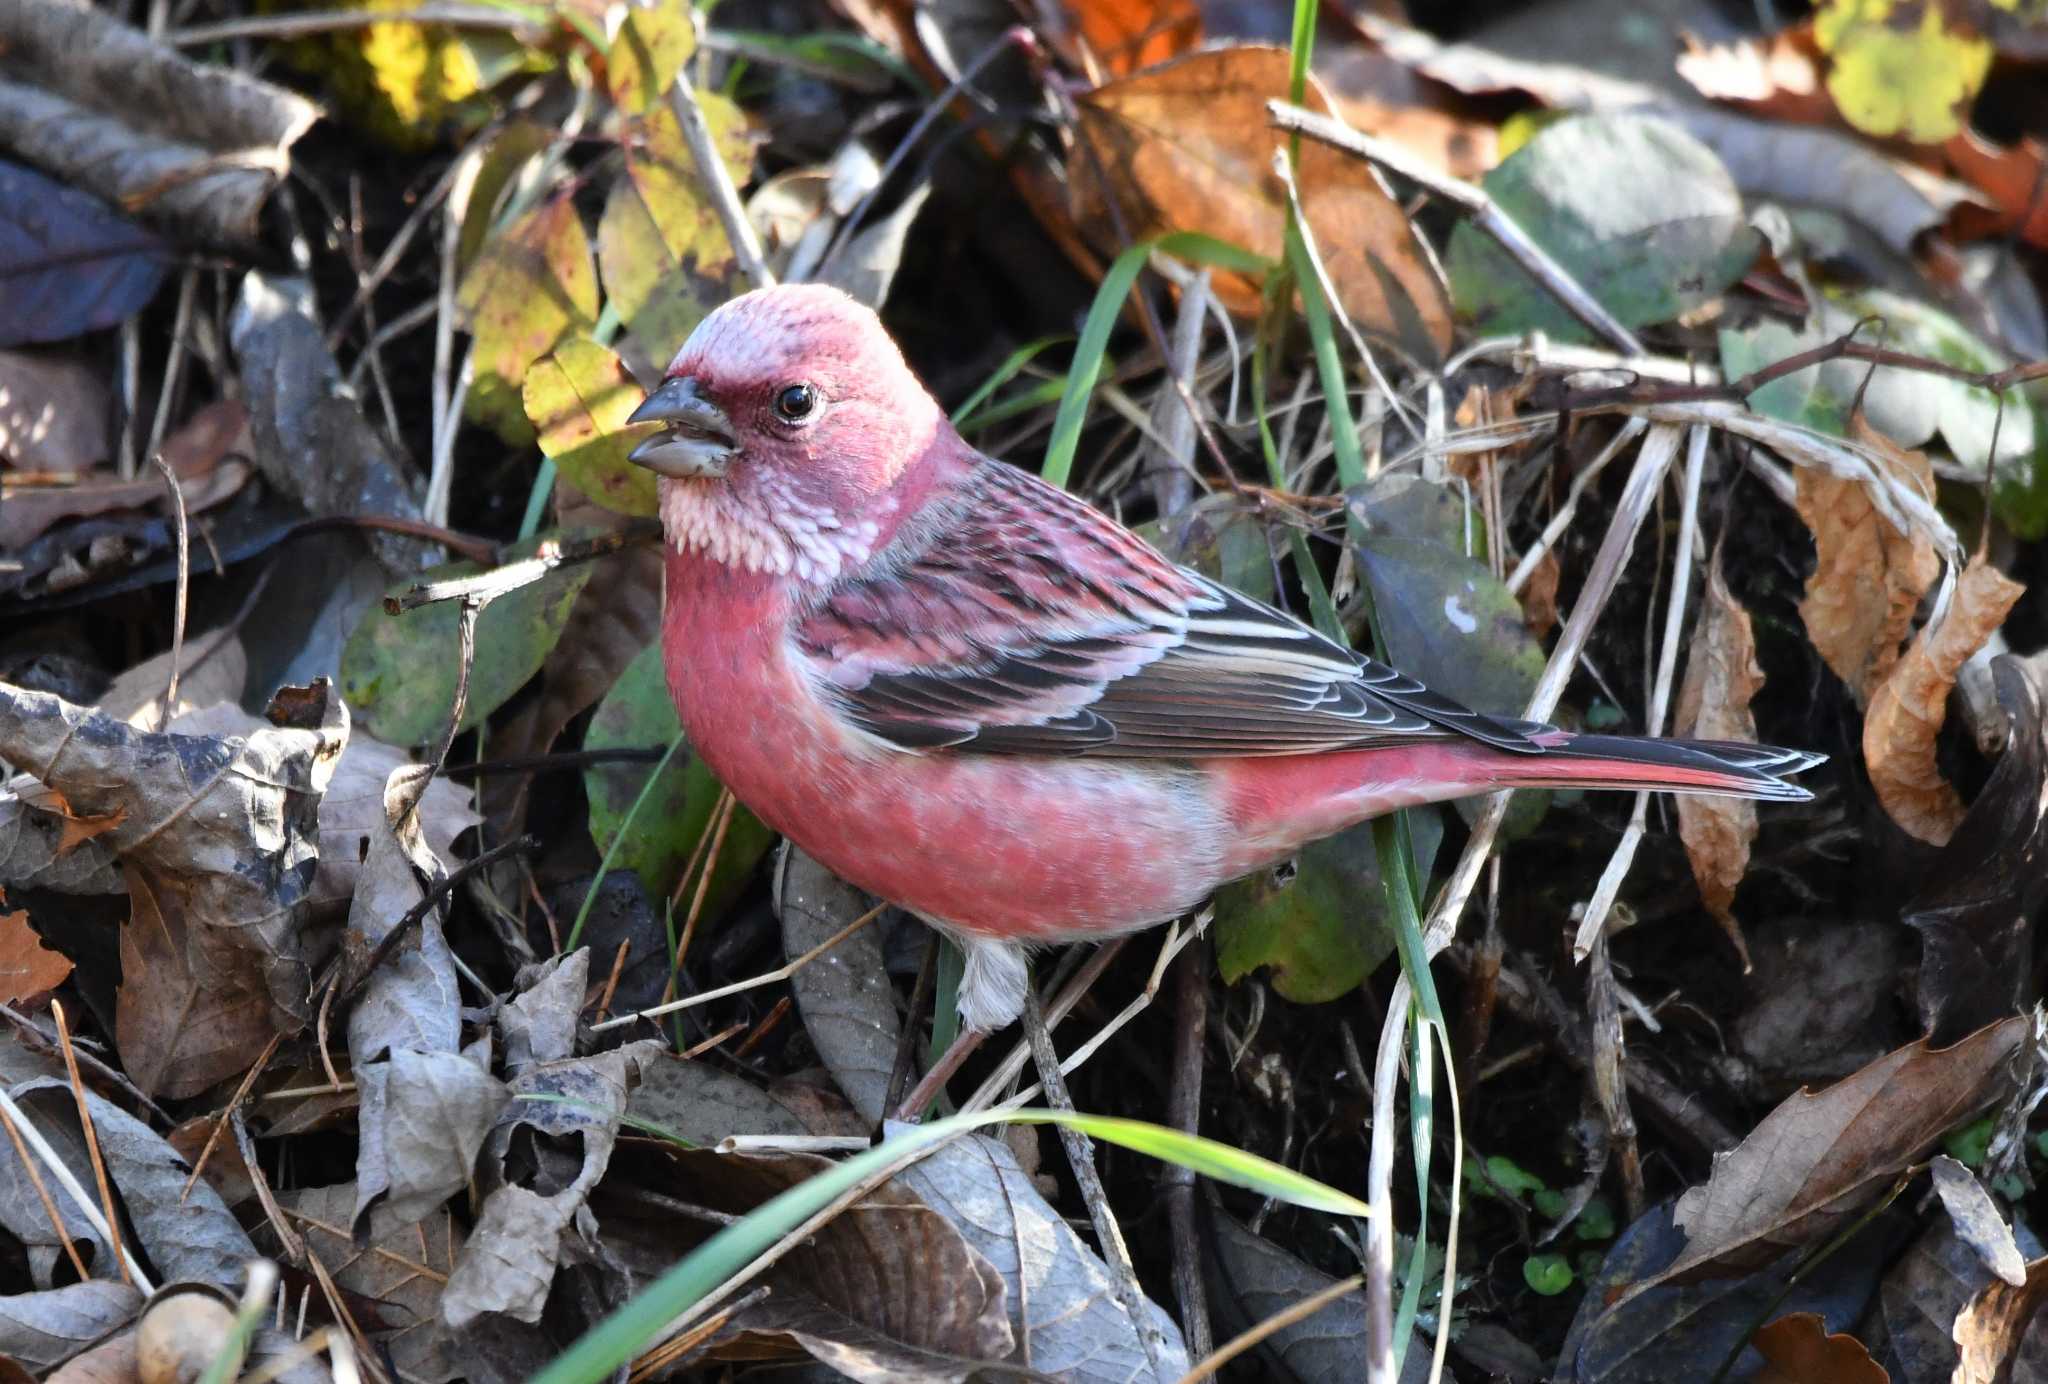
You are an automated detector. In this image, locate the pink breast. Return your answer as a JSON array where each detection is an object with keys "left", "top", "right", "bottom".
[{"left": 661, "top": 551, "right": 1227, "bottom": 940}]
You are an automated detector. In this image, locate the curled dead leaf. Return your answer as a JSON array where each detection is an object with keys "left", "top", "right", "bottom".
[
  {"left": 1953, "top": 1256, "right": 2048, "bottom": 1383},
  {"left": 1675, "top": 556, "right": 1765, "bottom": 966},
  {"left": 1865, "top": 557, "right": 2025, "bottom": 845},
  {"left": 1794, "top": 416, "right": 1940, "bottom": 704},
  {"left": 1750, "top": 1311, "right": 1887, "bottom": 1384},
  {"left": 0, "top": 905, "right": 73, "bottom": 1003}
]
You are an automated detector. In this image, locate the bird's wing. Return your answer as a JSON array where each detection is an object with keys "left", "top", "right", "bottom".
[{"left": 796, "top": 461, "right": 1546, "bottom": 757}]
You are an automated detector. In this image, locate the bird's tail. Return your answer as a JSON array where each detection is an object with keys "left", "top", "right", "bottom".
[{"left": 1493, "top": 734, "right": 1824, "bottom": 802}]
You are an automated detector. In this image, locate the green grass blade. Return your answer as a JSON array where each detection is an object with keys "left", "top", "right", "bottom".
[
  {"left": 1043, "top": 232, "right": 1268, "bottom": 489},
  {"left": 951, "top": 334, "right": 1070, "bottom": 426},
  {"left": 531, "top": 1106, "right": 1364, "bottom": 1383}
]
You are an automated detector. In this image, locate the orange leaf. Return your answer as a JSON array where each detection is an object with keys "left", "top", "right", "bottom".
[
  {"left": 0, "top": 909, "right": 73, "bottom": 1005},
  {"left": 1865, "top": 557, "right": 2025, "bottom": 845},
  {"left": 1065, "top": 0, "right": 1200, "bottom": 78},
  {"left": 1752, "top": 1312, "right": 1888, "bottom": 1384}
]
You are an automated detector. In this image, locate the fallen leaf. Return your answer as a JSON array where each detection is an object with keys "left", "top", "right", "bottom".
[
  {"left": 1674, "top": 555, "right": 1766, "bottom": 961},
  {"left": 1943, "top": 129, "right": 2048, "bottom": 251},
  {"left": 1751, "top": 1311, "right": 1887, "bottom": 1384},
  {"left": 894, "top": 1131, "right": 1190, "bottom": 1381},
  {"left": 1794, "top": 417, "right": 1940, "bottom": 703},
  {"left": 0, "top": 1281, "right": 141, "bottom": 1372},
  {"left": 0, "top": 906, "right": 71, "bottom": 1002},
  {"left": 1954, "top": 1256, "right": 2048, "bottom": 1384},
  {"left": 1071, "top": 44, "right": 1453, "bottom": 363},
  {"left": 0, "top": 161, "right": 168, "bottom": 350},
  {"left": 1446, "top": 112, "right": 1759, "bottom": 345},
  {"left": 1646, "top": 1016, "right": 2025, "bottom": 1288},
  {"left": 96, "top": 627, "right": 248, "bottom": 729},
  {"left": 1675, "top": 26, "right": 1832, "bottom": 126},
  {"left": 354, "top": 1045, "right": 510, "bottom": 1229},
  {"left": 0, "top": 459, "right": 252, "bottom": 552},
  {"left": 777, "top": 846, "right": 897, "bottom": 1122},
  {"left": 1315, "top": 40, "right": 1498, "bottom": 181},
  {"left": 1882, "top": 1218, "right": 1995, "bottom": 1382},
  {"left": 0, "top": 680, "right": 345, "bottom": 1098},
  {"left": 1931, "top": 1155, "right": 2027, "bottom": 1287},
  {"left": 268, "top": 1182, "right": 463, "bottom": 1382},
  {"left": 1903, "top": 656, "right": 2048, "bottom": 1042},
  {"left": 1865, "top": 557, "right": 2025, "bottom": 845},
  {"left": 340, "top": 531, "right": 599, "bottom": 747}
]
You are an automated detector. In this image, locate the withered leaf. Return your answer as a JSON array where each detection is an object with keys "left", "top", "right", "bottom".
[
  {"left": 1794, "top": 416, "right": 1940, "bottom": 703},
  {"left": 1066, "top": 0, "right": 1201, "bottom": 77},
  {"left": 0, "top": 906, "right": 71, "bottom": 1002},
  {"left": 1954, "top": 1256, "right": 2048, "bottom": 1384},
  {"left": 1930, "top": 1155, "right": 2027, "bottom": 1287},
  {"left": 1675, "top": 555, "right": 1765, "bottom": 964},
  {"left": 1649, "top": 1016, "right": 2025, "bottom": 1287},
  {"left": 1865, "top": 557, "right": 2026, "bottom": 845},
  {"left": 1750, "top": 1312, "right": 1887, "bottom": 1384},
  {"left": 269, "top": 1182, "right": 462, "bottom": 1382},
  {"left": 1072, "top": 45, "right": 1453, "bottom": 363},
  {"left": 0, "top": 680, "right": 345, "bottom": 1098},
  {"left": 0, "top": 1280, "right": 141, "bottom": 1371},
  {"left": 657, "top": 1145, "right": 1013, "bottom": 1377}
]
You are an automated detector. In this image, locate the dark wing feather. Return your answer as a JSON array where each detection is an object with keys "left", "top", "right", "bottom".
[{"left": 796, "top": 460, "right": 1545, "bottom": 757}]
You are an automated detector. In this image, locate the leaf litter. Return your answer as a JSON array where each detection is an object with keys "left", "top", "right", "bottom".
[{"left": 7, "top": 0, "right": 2048, "bottom": 1376}]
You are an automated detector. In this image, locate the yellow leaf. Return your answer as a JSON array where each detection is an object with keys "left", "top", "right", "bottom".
[
  {"left": 607, "top": 0, "right": 697, "bottom": 115},
  {"left": 458, "top": 197, "right": 599, "bottom": 442},
  {"left": 1816, "top": 0, "right": 1992, "bottom": 143},
  {"left": 523, "top": 339, "right": 659, "bottom": 518}
]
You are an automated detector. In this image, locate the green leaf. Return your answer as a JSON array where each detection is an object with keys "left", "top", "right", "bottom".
[
  {"left": 1522, "top": 1253, "right": 1573, "bottom": 1296},
  {"left": 1350, "top": 475, "right": 1547, "bottom": 833},
  {"left": 523, "top": 338, "right": 659, "bottom": 517},
  {"left": 1446, "top": 113, "right": 1758, "bottom": 344},
  {"left": 459, "top": 197, "right": 600, "bottom": 443},
  {"left": 1214, "top": 810, "right": 1440, "bottom": 1003},
  {"left": 340, "top": 534, "right": 596, "bottom": 746},
  {"left": 583, "top": 644, "right": 773, "bottom": 908},
  {"left": 1141, "top": 495, "right": 1279, "bottom": 603},
  {"left": 530, "top": 1106, "right": 1365, "bottom": 1384},
  {"left": 1815, "top": 0, "right": 1991, "bottom": 143},
  {"left": 606, "top": 0, "right": 696, "bottom": 115}
]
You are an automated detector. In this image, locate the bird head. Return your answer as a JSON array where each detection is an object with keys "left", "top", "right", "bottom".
[{"left": 627, "top": 284, "right": 945, "bottom": 544}]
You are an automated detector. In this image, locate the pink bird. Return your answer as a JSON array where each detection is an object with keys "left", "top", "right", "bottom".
[{"left": 627, "top": 284, "right": 1820, "bottom": 1033}]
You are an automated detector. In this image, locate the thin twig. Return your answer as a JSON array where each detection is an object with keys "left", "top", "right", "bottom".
[
  {"left": 342, "top": 836, "right": 538, "bottom": 1005},
  {"left": 589, "top": 899, "right": 887, "bottom": 1032},
  {"left": 1165, "top": 940, "right": 1213, "bottom": 1361},
  {"left": 178, "top": 1031, "right": 283, "bottom": 1205},
  {"left": 152, "top": 453, "right": 191, "bottom": 730},
  {"left": 168, "top": 4, "right": 538, "bottom": 43},
  {"left": 670, "top": 45, "right": 772, "bottom": 290},
  {"left": 385, "top": 527, "right": 650, "bottom": 612},
  {"left": 1173, "top": 1273, "right": 1364, "bottom": 1384},
  {"left": 1021, "top": 984, "right": 1169, "bottom": 1382},
  {"left": 49, "top": 1003, "right": 128, "bottom": 1286}
]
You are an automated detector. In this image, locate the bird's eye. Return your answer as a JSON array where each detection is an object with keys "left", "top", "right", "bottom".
[{"left": 773, "top": 383, "right": 817, "bottom": 422}]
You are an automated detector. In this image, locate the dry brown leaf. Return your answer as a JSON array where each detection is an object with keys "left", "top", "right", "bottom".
[
  {"left": 1675, "top": 557, "right": 1765, "bottom": 966},
  {"left": 1794, "top": 417, "right": 1940, "bottom": 703},
  {"left": 45, "top": 1328, "right": 137, "bottom": 1384},
  {"left": 1315, "top": 41, "right": 1497, "bottom": 181},
  {"left": 1865, "top": 557, "right": 2026, "bottom": 845},
  {"left": 0, "top": 459, "right": 252, "bottom": 552},
  {"left": 97, "top": 628, "right": 248, "bottom": 729},
  {"left": 1751, "top": 1312, "right": 1888, "bottom": 1384},
  {"left": 1646, "top": 1015, "right": 2025, "bottom": 1288},
  {"left": 1954, "top": 1256, "right": 2048, "bottom": 1383},
  {"left": 0, "top": 906, "right": 71, "bottom": 1002},
  {"left": 1518, "top": 549, "right": 1559, "bottom": 640},
  {"left": 1071, "top": 45, "right": 1453, "bottom": 363}
]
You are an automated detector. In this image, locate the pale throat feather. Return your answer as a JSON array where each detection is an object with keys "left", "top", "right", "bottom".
[{"left": 660, "top": 472, "right": 886, "bottom": 585}]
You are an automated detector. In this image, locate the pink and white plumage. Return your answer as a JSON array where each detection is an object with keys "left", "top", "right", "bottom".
[{"left": 629, "top": 284, "right": 1820, "bottom": 1030}]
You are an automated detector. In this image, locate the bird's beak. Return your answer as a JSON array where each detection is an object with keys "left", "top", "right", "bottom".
[{"left": 626, "top": 376, "right": 736, "bottom": 479}]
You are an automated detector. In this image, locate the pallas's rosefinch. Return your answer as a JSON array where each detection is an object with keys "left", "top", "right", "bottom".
[{"left": 628, "top": 284, "right": 1820, "bottom": 1032}]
